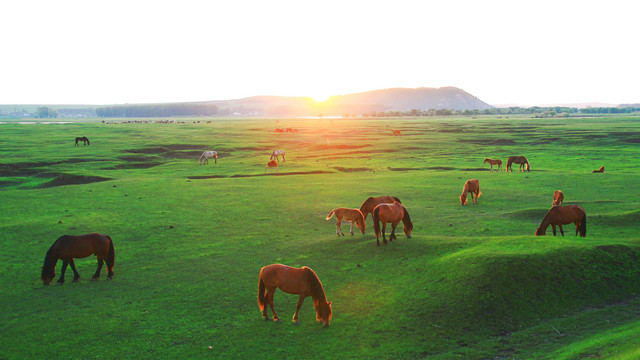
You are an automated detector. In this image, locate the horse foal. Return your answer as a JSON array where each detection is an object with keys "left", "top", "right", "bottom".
[
  {"left": 553, "top": 190, "right": 564, "bottom": 206},
  {"left": 265, "top": 160, "right": 278, "bottom": 174},
  {"left": 483, "top": 158, "right": 502, "bottom": 172},
  {"left": 460, "top": 179, "right": 481, "bottom": 205},
  {"left": 325, "top": 208, "right": 365, "bottom": 236}
]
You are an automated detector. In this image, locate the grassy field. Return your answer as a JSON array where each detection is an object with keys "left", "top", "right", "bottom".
[{"left": 1, "top": 116, "right": 639, "bottom": 359}]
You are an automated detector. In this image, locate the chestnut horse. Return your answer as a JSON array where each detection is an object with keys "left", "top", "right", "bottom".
[
  {"left": 265, "top": 160, "right": 278, "bottom": 174},
  {"left": 325, "top": 208, "right": 365, "bottom": 236},
  {"left": 359, "top": 196, "right": 401, "bottom": 222},
  {"left": 41, "top": 233, "right": 115, "bottom": 285},
  {"left": 535, "top": 205, "right": 586, "bottom": 237},
  {"left": 553, "top": 190, "right": 564, "bottom": 206},
  {"left": 483, "top": 158, "right": 502, "bottom": 172},
  {"left": 460, "top": 179, "right": 481, "bottom": 205},
  {"left": 372, "top": 202, "right": 413, "bottom": 246},
  {"left": 199, "top": 150, "right": 218, "bottom": 164},
  {"left": 258, "top": 264, "right": 332, "bottom": 327},
  {"left": 593, "top": 166, "right": 605, "bottom": 173},
  {"left": 392, "top": 130, "right": 402, "bottom": 136},
  {"left": 74, "top": 137, "right": 90, "bottom": 146},
  {"left": 270, "top": 149, "right": 286, "bottom": 162},
  {"left": 506, "top": 156, "right": 530, "bottom": 172}
]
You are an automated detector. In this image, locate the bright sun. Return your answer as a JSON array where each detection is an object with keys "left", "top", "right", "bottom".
[{"left": 311, "top": 94, "right": 330, "bottom": 103}]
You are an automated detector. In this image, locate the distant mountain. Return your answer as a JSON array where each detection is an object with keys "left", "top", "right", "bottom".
[{"left": 207, "top": 87, "right": 492, "bottom": 116}]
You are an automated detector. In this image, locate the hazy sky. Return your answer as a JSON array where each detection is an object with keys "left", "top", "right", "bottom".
[{"left": 2, "top": 0, "right": 638, "bottom": 106}]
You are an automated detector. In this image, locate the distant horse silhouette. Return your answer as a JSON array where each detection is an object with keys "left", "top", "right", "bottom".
[
  {"left": 325, "top": 208, "right": 366, "bottom": 236},
  {"left": 460, "top": 179, "right": 481, "bottom": 205},
  {"left": 271, "top": 149, "right": 286, "bottom": 162},
  {"left": 359, "top": 196, "right": 402, "bottom": 222},
  {"left": 506, "top": 156, "right": 530, "bottom": 172},
  {"left": 275, "top": 128, "right": 284, "bottom": 133},
  {"left": 265, "top": 160, "right": 278, "bottom": 174},
  {"left": 258, "top": 264, "right": 332, "bottom": 327},
  {"left": 535, "top": 205, "right": 586, "bottom": 237},
  {"left": 553, "top": 190, "right": 564, "bottom": 206},
  {"left": 199, "top": 150, "right": 218, "bottom": 164},
  {"left": 286, "top": 128, "right": 294, "bottom": 134},
  {"left": 41, "top": 233, "right": 115, "bottom": 285},
  {"left": 372, "top": 202, "right": 413, "bottom": 246},
  {"left": 75, "top": 137, "right": 90, "bottom": 146},
  {"left": 392, "top": 130, "right": 402, "bottom": 136},
  {"left": 592, "top": 166, "right": 605, "bottom": 173},
  {"left": 483, "top": 158, "right": 502, "bottom": 172}
]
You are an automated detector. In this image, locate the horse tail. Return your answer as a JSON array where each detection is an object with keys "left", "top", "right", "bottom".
[
  {"left": 373, "top": 207, "right": 381, "bottom": 238},
  {"left": 579, "top": 213, "right": 587, "bottom": 237},
  {"left": 257, "top": 269, "right": 266, "bottom": 312},
  {"left": 106, "top": 235, "right": 115, "bottom": 269},
  {"left": 325, "top": 209, "right": 336, "bottom": 220}
]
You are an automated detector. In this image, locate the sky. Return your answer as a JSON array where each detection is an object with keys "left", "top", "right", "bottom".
[{"left": 1, "top": 0, "right": 638, "bottom": 106}]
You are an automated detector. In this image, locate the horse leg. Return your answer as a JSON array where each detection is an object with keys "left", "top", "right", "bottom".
[
  {"left": 552, "top": 225, "right": 557, "bottom": 236},
  {"left": 559, "top": 225, "right": 564, "bottom": 236},
  {"left": 336, "top": 219, "right": 344, "bottom": 236},
  {"left": 267, "top": 288, "right": 281, "bottom": 323},
  {"left": 57, "top": 259, "right": 70, "bottom": 285},
  {"left": 382, "top": 223, "right": 388, "bottom": 244},
  {"left": 349, "top": 221, "right": 355, "bottom": 235},
  {"left": 292, "top": 295, "right": 306, "bottom": 325},
  {"left": 92, "top": 258, "right": 104, "bottom": 280},
  {"left": 69, "top": 259, "right": 81, "bottom": 282},
  {"left": 390, "top": 223, "right": 398, "bottom": 241}
]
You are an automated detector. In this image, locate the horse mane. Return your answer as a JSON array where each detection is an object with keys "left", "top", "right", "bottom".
[
  {"left": 393, "top": 196, "right": 402, "bottom": 203},
  {"left": 402, "top": 206, "right": 413, "bottom": 230},
  {"left": 303, "top": 266, "right": 327, "bottom": 303},
  {"left": 41, "top": 236, "right": 63, "bottom": 279}
]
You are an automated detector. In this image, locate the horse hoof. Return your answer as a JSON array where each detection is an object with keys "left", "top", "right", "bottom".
[
  {"left": 72, "top": 278, "right": 79, "bottom": 282},
  {"left": 90, "top": 277, "right": 98, "bottom": 281},
  {"left": 274, "top": 318, "right": 282, "bottom": 323},
  {"left": 293, "top": 320, "right": 300, "bottom": 325},
  {"left": 56, "top": 282, "right": 64, "bottom": 286}
]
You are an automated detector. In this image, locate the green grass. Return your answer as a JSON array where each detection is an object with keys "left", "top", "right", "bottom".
[{"left": 1, "top": 116, "right": 639, "bottom": 359}]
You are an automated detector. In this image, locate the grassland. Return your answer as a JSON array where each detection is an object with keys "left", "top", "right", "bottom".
[{"left": 1, "top": 116, "right": 639, "bottom": 359}]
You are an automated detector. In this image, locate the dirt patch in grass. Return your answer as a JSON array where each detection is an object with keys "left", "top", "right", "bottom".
[
  {"left": 35, "top": 174, "right": 113, "bottom": 188},
  {"left": 460, "top": 167, "right": 489, "bottom": 171},
  {"left": 102, "top": 162, "right": 164, "bottom": 170},
  {"left": 387, "top": 167, "right": 425, "bottom": 171},
  {"left": 428, "top": 166, "right": 456, "bottom": 171},
  {"left": 118, "top": 155, "right": 157, "bottom": 162},
  {"left": 230, "top": 171, "right": 332, "bottom": 178},
  {"left": 187, "top": 175, "right": 227, "bottom": 179},
  {"left": 334, "top": 167, "right": 373, "bottom": 172},
  {"left": 621, "top": 138, "right": 640, "bottom": 143}
]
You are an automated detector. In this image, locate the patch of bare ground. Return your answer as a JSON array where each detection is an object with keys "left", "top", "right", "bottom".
[
  {"left": 102, "top": 162, "right": 164, "bottom": 170},
  {"left": 187, "top": 175, "right": 227, "bottom": 179},
  {"left": 460, "top": 168, "right": 489, "bottom": 171},
  {"left": 428, "top": 166, "right": 456, "bottom": 171},
  {"left": 387, "top": 167, "right": 425, "bottom": 171},
  {"left": 230, "top": 171, "right": 332, "bottom": 178},
  {"left": 334, "top": 167, "right": 373, "bottom": 172},
  {"left": 35, "top": 174, "right": 112, "bottom": 188}
]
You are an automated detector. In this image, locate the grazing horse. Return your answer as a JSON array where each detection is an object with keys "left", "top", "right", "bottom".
[
  {"left": 535, "top": 204, "right": 586, "bottom": 237},
  {"left": 41, "top": 233, "right": 115, "bottom": 285},
  {"left": 270, "top": 149, "right": 286, "bottom": 162},
  {"left": 359, "top": 196, "right": 402, "bottom": 222},
  {"left": 392, "top": 130, "right": 402, "bottom": 136},
  {"left": 553, "top": 190, "right": 564, "bottom": 206},
  {"left": 199, "top": 150, "right": 218, "bottom": 164},
  {"left": 506, "top": 156, "right": 530, "bottom": 172},
  {"left": 325, "top": 208, "right": 366, "bottom": 236},
  {"left": 460, "top": 179, "right": 481, "bottom": 205},
  {"left": 258, "top": 264, "right": 332, "bottom": 327},
  {"left": 74, "top": 137, "right": 90, "bottom": 146},
  {"left": 372, "top": 202, "right": 413, "bottom": 246},
  {"left": 483, "top": 158, "right": 502, "bottom": 172},
  {"left": 265, "top": 160, "right": 278, "bottom": 174},
  {"left": 275, "top": 128, "right": 284, "bottom": 133},
  {"left": 592, "top": 166, "right": 605, "bottom": 173}
]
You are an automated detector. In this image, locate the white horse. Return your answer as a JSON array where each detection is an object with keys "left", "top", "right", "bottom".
[
  {"left": 270, "top": 149, "right": 285, "bottom": 162},
  {"left": 199, "top": 151, "right": 218, "bottom": 164}
]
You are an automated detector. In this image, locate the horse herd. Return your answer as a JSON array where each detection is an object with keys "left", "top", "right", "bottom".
[{"left": 56, "top": 137, "right": 598, "bottom": 327}]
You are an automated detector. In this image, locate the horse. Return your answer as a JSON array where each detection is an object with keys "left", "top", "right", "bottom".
[
  {"left": 553, "top": 190, "right": 564, "bottom": 206},
  {"left": 483, "top": 158, "right": 502, "bottom": 172},
  {"left": 325, "top": 208, "right": 365, "bottom": 236},
  {"left": 265, "top": 160, "right": 278, "bottom": 174},
  {"left": 535, "top": 204, "right": 586, "bottom": 237},
  {"left": 592, "top": 166, "right": 605, "bottom": 173},
  {"left": 506, "top": 156, "right": 530, "bottom": 172},
  {"left": 270, "top": 149, "right": 285, "bottom": 162},
  {"left": 392, "top": 130, "right": 402, "bottom": 136},
  {"left": 74, "top": 137, "right": 90, "bottom": 146},
  {"left": 275, "top": 128, "right": 284, "bottom": 133},
  {"left": 199, "top": 150, "right": 218, "bottom": 164},
  {"left": 359, "top": 196, "right": 402, "bottom": 223},
  {"left": 286, "top": 128, "right": 294, "bottom": 134},
  {"left": 258, "top": 264, "right": 332, "bottom": 327},
  {"left": 41, "top": 233, "right": 115, "bottom": 285},
  {"left": 460, "top": 179, "right": 481, "bottom": 205},
  {"left": 372, "top": 202, "right": 413, "bottom": 246}
]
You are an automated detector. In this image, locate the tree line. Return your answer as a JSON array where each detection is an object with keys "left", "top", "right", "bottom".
[{"left": 96, "top": 103, "right": 219, "bottom": 117}]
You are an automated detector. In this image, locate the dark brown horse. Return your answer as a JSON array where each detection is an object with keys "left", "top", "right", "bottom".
[
  {"left": 74, "top": 137, "right": 90, "bottom": 146},
  {"left": 372, "top": 202, "right": 413, "bottom": 246},
  {"left": 41, "top": 233, "right": 115, "bottom": 285},
  {"left": 258, "top": 264, "right": 332, "bottom": 327},
  {"left": 535, "top": 205, "right": 586, "bottom": 237},
  {"left": 506, "top": 156, "right": 530, "bottom": 172},
  {"left": 359, "top": 196, "right": 401, "bottom": 222}
]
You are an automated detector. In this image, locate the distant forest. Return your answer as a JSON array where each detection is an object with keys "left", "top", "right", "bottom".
[{"left": 95, "top": 103, "right": 219, "bottom": 117}]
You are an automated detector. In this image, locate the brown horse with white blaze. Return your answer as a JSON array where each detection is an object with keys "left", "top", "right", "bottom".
[
  {"left": 41, "top": 233, "right": 115, "bottom": 285},
  {"left": 553, "top": 190, "right": 564, "bottom": 206},
  {"left": 258, "top": 264, "right": 332, "bottom": 327},
  {"left": 325, "top": 208, "right": 365, "bottom": 236},
  {"left": 535, "top": 205, "right": 586, "bottom": 237},
  {"left": 359, "top": 196, "right": 401, "bottom": 223},
  {"left": 460, "top": 179, "right": 481, "bottom": 205},
  {"left": 372, "top": 202, "right": 413, "bottom": 246}
]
